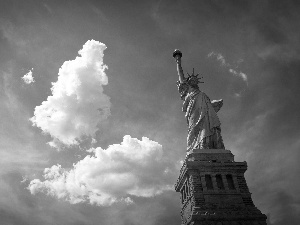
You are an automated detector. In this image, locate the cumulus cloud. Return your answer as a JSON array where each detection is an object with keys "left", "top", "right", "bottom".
[
  {"left": 208, "top": 51, "right": 248, "bottom": 83},
  {"left": 28, "top": 135, "right": 172, "bottom": 206},
  {"left": 30, "top": 40, "right": 111, "bottom": 146},
  {"left": 21, "top": 68, "right": 35, "bottom": 84}
]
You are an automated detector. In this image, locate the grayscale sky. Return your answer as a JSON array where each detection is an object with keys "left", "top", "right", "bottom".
[{"left": 0, "top": 0, "right": 300, "bottom": 224}]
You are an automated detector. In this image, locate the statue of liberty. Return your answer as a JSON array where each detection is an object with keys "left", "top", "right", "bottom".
[{"left": 173, "top": 50, "right": 225, "bottom": 152}]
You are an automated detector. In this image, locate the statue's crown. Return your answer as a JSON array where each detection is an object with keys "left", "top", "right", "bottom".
[{"left": 186, "top": 68, "right": 204, "bottom": 87}]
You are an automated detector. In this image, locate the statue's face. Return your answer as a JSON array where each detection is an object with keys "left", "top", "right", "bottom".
[
  {"left": 188, "top": 80, "right": 199, "bottom": 89},
  {"left": 187, "top": 77, "right": 199, "bottom": 87},
  {"left": 190, "top": 80, "right": 197, "bottom": 86}
]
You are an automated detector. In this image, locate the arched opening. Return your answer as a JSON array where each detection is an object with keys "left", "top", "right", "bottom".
[
  {"left": 226, "top": 174, "right": 235, "bottom": 190},
  {"left": 216, "top": 174, "right": 225, "bottom": 190},
  {"left": 205, "top": 175, "right": 213, "bottom": 190}
]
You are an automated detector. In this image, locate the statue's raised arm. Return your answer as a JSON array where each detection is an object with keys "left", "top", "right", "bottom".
[{"left": 173, "top": 49, "right": 225, "bottom": 152}]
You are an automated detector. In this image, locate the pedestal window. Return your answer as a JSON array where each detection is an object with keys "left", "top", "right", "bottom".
[
  {"left": 205, "top": 175, "right": 213, "bottom": 190},
  {"left": 216, "top": 174, "right": 225, "bottom": 190},
  {"left": 226, "top": 174, "right": 235, "bottom": 190}
]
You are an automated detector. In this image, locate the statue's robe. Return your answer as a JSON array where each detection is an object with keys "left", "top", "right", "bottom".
[{"left": 178, "top": 82, "right": 225, "bottom": 151}]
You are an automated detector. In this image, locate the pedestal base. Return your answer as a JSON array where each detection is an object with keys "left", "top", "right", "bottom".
[{"left": 175, "top": 149, "right": 267, "bottom": 225}]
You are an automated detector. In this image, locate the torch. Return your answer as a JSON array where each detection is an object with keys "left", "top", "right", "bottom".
[{"left": 173, "top": 49, "right": 182, "bottom": 59}]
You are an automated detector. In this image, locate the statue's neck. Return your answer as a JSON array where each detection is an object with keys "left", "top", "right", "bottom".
[{"left": 190, "top": 87, "right": 199, "bottom": 93}]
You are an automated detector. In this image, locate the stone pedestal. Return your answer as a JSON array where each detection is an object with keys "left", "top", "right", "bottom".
[{"left": 175, "top": 149, "right": 267, "bottom": 225}]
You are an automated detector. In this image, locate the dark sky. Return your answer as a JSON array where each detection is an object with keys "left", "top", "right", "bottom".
[{"left": 0, "top": 0, "right": 300, "bottom": 224}]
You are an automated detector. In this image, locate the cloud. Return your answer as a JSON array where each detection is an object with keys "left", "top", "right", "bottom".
[
  {"left": 208, "top": 51, "right": 248, "bottom": 83},
  {"left": 208, "top": 52, "right": 227, "bottom": 66},
  {"left": 21, "top": 68, "right": 35, "bottom": 84},
  {"left": 30, "top": 40, "right": 111, "bottom": 147},
  {"left": 28, "top": 135, "right": 172, "bottom": 206},
  {"left": 229, "top": 68, "right": 248, "bottom": 82}
]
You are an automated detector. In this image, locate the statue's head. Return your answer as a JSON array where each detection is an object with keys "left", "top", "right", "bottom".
[
  {"left": 187, "top": 76, "right": 200, "bottom": 89},
  {"left": 186, "top": 71, "right": 203, "bottom": 89}
]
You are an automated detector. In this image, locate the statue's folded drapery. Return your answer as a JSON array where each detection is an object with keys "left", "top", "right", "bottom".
[{"left": 178, "top": 82, "right": 225, "bottom": 151}]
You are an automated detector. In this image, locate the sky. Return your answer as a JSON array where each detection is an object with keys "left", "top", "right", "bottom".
[{"left": 0, "top": 0, "right": 300, "bottom": 224}]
